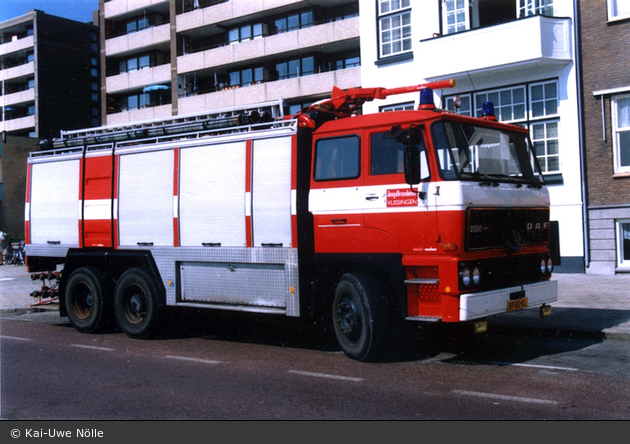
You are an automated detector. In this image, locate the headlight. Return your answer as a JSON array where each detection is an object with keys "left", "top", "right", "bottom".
[
  {"left": 540, "top": 258, "right": 547, "bottom": 275},
  {"left": 472, "top": 266, "right": 482, "bottom": 285},
  {"left": 546, "top": 257, "right": 554, "bottom": 274},
  {"left": 460, "top": 267, "right": 472, "bottom": 287}
]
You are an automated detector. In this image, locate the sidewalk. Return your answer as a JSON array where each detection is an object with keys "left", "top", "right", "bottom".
[{"left": 2, "top": 263, "right": 629, "bottom": 340}]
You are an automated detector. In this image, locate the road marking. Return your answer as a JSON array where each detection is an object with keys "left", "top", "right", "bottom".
[
  {"left": 0, "top": 335, "right": 32, "bottom": 341},
  {"left": 452, "top": 390, "right": 558, "bottom": 405},
  {"left": 492, "top": 362, "right": 579, "bottom": 372},
  {"left": 287, "top": 370, "right": 364, "bottom": 382},
  {"left": 164, "top": 355, "right": 223, "bottom": 365},
  {"left": 0, "top": 278, "right": 16, "bottom": 282},
  {"left": 70, "top": 344, "right": 116, "bottom": 352}
]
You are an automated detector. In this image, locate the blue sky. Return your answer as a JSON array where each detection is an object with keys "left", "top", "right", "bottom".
[{"left": 1, "top": 0, "right": 99, "bottom": 23}]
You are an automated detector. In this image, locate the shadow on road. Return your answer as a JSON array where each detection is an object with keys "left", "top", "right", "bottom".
[{"left": 135, "top": 305, "right": 630, "bottom": 364}]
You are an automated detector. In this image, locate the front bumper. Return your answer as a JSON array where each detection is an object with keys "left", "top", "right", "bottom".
[{"left": 459, "top": 279, "right": 557, "bottom": 321}]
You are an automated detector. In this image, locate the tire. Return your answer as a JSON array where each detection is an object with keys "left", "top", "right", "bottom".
[
  {"left": 65, "top": 267, "right": 112, "bottom": 333},
  {"left": 332, "top": 273, "right": 390, "bottom": 362},
  {"left": 114, "top": 268, "right": 160, "bottom": 339}
]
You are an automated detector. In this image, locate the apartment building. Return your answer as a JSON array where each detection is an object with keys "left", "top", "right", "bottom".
[
  {"left": 100, "top": 0, "right": 360, "bottom": 125},
  {"left": 0, "top": 10, "right": 100, "bottom": 139},
  {"left": 360, "top": 0, "right": 584, "bottom": 273},
  {"left": 580, "top": 0, "right": 630, "bottom": 274}
]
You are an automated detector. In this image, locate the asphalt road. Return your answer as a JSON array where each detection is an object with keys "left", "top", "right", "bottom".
[{"left": 2, "top": 309, "right": 629, "bottom": 420}]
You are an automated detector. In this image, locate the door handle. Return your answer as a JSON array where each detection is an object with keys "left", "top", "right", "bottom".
[{"left": 365, "top": 194, "right": 379, "bottom": 201}]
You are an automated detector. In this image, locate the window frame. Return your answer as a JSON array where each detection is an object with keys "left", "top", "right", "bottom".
[
  {"left": 377, "top": 0, "right": 412, "bottom": 60},
  {"left": 607, "top": 0, "right": 630, "bottom": 22},
  {"left": 313, "top": 135, "right": 361, "bottom": 182},
  {"left": 612, "top": 94, "right": 630, "bottom": 174},
  {"left": 616, "top": 219, "right": 630, "bottom": 270}
]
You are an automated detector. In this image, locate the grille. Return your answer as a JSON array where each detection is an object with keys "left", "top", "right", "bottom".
[{"left": 465, "top": 207, "right": 549, "bottom": 251}]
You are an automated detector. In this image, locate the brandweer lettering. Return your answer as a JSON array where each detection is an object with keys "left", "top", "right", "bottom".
[
  {"left": 386, "top": 188, "right": 418, "bottom": 207},
  {"left": 24, "top": 429, "right": 104, "bottom": 438}
]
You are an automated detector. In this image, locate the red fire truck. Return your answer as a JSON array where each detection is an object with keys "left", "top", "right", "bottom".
[{"left": 25, "top": 80, "right": 557, "bottom": 361}]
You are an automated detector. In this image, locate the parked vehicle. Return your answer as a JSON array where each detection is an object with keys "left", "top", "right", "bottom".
[{"left": 25, "top": 80, "right": 556, "bottom": 361}]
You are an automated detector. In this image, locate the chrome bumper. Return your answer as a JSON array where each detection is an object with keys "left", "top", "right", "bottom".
[{"left": 459, "top": 279, "right": 558, "bottom": 321}]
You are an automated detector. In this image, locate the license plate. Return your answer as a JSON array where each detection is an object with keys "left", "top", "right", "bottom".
[{"left": 507, "top": 297, "right": 528, "bottom": 311}]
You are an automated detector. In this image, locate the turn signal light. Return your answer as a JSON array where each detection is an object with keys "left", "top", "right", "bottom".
[{"left": 441, "top": 243, "right": 458, "bottom": 252}]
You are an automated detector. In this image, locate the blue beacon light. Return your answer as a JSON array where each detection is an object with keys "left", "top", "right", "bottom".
[
  {"left": 419, "top": 88, "right": 435, "bottom": 109},
  {"left": 482, "top": 101, "right": 497, "bottom": 120}
]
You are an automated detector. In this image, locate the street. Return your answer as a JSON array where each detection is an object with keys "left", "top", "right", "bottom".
[{"left": 2, "top": 307, "right": 629, "bottom": 420}]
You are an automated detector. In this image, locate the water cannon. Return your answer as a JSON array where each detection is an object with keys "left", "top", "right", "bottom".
[{"left": 299, "top": 79, "right": 456, "bottom": 127}]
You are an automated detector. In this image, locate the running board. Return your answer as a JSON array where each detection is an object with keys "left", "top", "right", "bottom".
[
  {"left": 405, "top": 315, "right": 442, "bottom": 322},
  {"left": 404, "top": 278, "right": 439, "bottom": 285}
]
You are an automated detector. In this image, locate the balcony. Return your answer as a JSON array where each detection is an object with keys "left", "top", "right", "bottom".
[
  {"left": 0, "top": 114, "right": 35, "bottom": 133},
  {"left": 104, "top": 0, "right": 169, "bottom": 18},
  {"left": 177, "top": 16, "right": 360, "bottom": 73},
  {"left": 105, "top": 104, "right": 172, "bottom": 126},
  {"left": 0, "top": 87, "right": 35, "bottom": 108},
  {"left": 105, "top": 24, "right": 170, "bottom": 56},
  {"left": 0, "top": 61, "right": 34, "bottom": 81},
  {"left": 177, "top": 66, "right": 360, "bottom": 114},
  {"left": 176, "top": 0, "right": 300, "bottom": 32},
  {"left": 0, "top": 35, "right": 34, "bottom": 56},
  {"left": 420, "top": 15, "right": 572, "bottom": 82},
  {"left": 106, "top": 64, "right": 171, "bottom": 93}
]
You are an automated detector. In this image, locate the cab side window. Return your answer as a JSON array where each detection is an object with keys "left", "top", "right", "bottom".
[
  {"left": 371, "top": 131, "right": 430, "bottom": 179},
  {"left": 314, "top": 136, "right": 360, "bottom": 181}
]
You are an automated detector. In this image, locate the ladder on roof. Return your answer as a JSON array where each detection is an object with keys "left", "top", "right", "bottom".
[{"left": 47, "top": 99, "right": 286, "bottom": 149}]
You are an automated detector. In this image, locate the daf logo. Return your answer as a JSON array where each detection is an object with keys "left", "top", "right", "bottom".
[{"left": 526, "top": 222, "right": 549, "bottom": 230}]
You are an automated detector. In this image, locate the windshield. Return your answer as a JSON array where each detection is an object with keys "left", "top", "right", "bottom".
[{"left": 431, "top": 120, "right": 544, "bottom": 185}]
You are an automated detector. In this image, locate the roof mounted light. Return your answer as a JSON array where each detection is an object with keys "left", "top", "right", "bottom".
[
  {"left": 482, "top": 101, "right": 497, "bottom": 121},
  {"left": 418, "top": 88, "right": 435, "bottom": 109}
]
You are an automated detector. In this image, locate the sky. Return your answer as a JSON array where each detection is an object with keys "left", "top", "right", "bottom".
[{"left": 0, "top": 0, "right": 99, "bottom": 24}]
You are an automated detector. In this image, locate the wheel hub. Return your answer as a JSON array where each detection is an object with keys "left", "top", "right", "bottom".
[{"left": 337, "top": 294, "right": 362, "bottom": 342}]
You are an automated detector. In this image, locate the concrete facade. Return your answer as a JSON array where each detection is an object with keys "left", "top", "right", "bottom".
[{"left": 99, "top": 0, "right": 361, "bottom": 125}]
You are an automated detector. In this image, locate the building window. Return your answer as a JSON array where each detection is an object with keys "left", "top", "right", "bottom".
[
  {"left": 276, "top": 56, "right": 315, "bottom": 80},
  {"left": 532, "top": 121, "right": 560, "bottom": 173},
  {"left": 378, "top": 0, "right": 412, "bottom": 58},
  {"left": 380, "top": 102, "right": 414, "bottom": 112},
  {"left": 445, "top": 94, "right": 472, "bottom": 116},
  {"left": 612, "top": 94, "right": 630, "bottom": 173},
  {"left": 275, "top": 10, "right": 314, "bottom": 34},
  {"left": 617, "top": 220, "right": 630, "bottom": 269},
  {"left": 443, "top": 0, "right": 470, "bottom": 34},
  {"left": 608, "top": 0, "right": 630, "bottom": 21},
  {"left": 518, "top": 0, "right": 554, "bottom": 17},
  {"left": 445, "top": 80, "right": 561, "bottom": 174},
  {"left": 530, "top": 81, "right": 558, "bottom": 118},
  {"left": 475, "top": 86, "right": 527, "bottom": 122}
]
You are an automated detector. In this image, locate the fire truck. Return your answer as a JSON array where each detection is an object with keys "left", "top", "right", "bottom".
[{"left": 25, "top": 80, "right": 557, "bottom": 361}]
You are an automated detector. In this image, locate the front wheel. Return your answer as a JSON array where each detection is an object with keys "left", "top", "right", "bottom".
[
  {"left": 114, "top": 268, "right": 160, "bottom": 339},
  {"left": 332, "top": 273, "right": 390, "bottom": 362}
]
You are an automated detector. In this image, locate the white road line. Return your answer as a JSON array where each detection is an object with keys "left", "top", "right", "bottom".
[
  {"left": 452, "top": 390, "right": 558, "bottom": 405},
  {"left": 0, "top": 278, "right": 16, "bottom": 282},
  {"left": 287, "top": 370, "right": 364, "bottom": 382},
  {"left": 70, "top": 344, "right": 116, "bottom": 352},
  {"left": 0, "top": 335, "right": 32, "bottom": 341},
  {"left": 164, "top": 355, "right": 223, "bottom": 365},
  {"left": 492, "top": 362, "right": 579, "bottom": 372}
]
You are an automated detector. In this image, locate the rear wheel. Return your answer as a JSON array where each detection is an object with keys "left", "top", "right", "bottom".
[
  {"left": 332, "top": 273, "right": 390, "bottom": 362},
  {"left": 114, "top": 268, "right": 160, "bottom": 339},
  {"left": 64, "top": 267, "right": 112, "bottom": 333}
]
